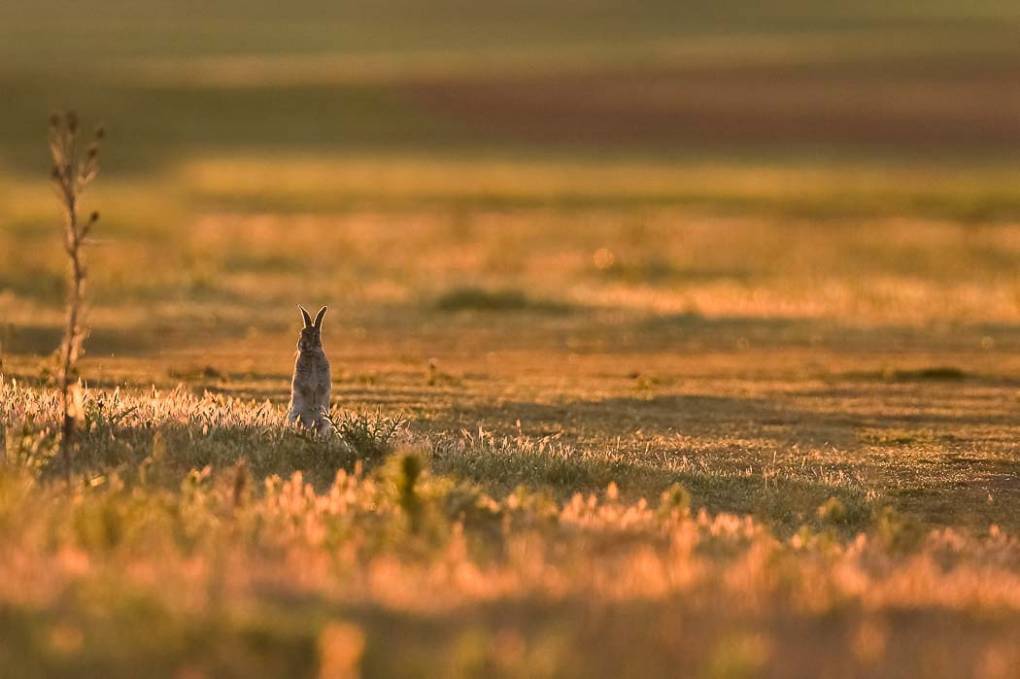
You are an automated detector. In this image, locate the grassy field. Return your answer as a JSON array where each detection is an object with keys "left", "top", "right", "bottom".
[{"left": 2, "top": 2, "right": 1020, "bottom": 677}]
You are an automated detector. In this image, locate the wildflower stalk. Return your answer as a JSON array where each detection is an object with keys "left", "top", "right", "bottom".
[{"left": 49, "top": 111, "right": 103, "bottom": 484}]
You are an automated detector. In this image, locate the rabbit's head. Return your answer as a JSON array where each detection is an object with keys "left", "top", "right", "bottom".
[{"left": 297, "top": 305, "right": 327, "bottom": 351}]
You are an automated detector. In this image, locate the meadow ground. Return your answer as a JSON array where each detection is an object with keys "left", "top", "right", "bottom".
[{"left": 2, "top": 2, "right": 1020, "bottom": 677}]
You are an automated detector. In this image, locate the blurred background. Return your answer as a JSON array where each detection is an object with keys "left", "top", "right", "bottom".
[
  {"left": 4, "top": 1, "right": 1020, "bottom": 166},
  {"left": 1, "top": 0, "right": 1019, "bottom": 374},
  {"left": 3, "top": 1, "right": 1020, "bottom": 167}
]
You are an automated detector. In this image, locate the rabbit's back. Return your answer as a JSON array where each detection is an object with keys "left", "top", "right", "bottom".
[{"left": 289, "top": 349, "right": 331, "bottom": 429}]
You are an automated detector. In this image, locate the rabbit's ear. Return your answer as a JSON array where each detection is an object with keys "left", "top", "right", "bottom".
[
  {"left": 313, "top": 306, "right": 328, "bottom": 329},
  {"left": 299, "top": 306, "right": 313, "bottom": 328}
]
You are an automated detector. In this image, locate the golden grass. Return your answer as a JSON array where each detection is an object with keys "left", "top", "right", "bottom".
[
  {"left": 1, "top": 381, "right": 1018, "bottom": 677},
  {"left": 3, "top": 159, "right": 1018, "bottom": 327},
  {"left": 1, "top": 151, "right": 1018, "bottom": 677},
  {"left": 179, "top": 155, "right": 1020, "bottom": 212}
]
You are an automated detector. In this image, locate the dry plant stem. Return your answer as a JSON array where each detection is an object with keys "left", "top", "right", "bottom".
[{"left": 49, "top": 112, "right": 101, "bottom": 484}]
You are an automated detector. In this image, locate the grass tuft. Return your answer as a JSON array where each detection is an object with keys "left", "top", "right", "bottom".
[{"left": 329, "top": 409, "right": 407, "bottom": 463}]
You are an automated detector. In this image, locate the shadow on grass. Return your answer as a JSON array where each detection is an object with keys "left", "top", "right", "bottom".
[
  {"left": 428, "top": 392, "right": 859, "bottom": 451},
  {"left": 434, "top": 287, "right": 574, "bottom": 314},
  {"left": 1, "top": 320, "right": 256, "bottom": 357},
  {"left": 423, "top": 387, "right": 1020, "bottom": 532},
  {"left": 628, "top": 312, "right": 1020, "bottom": 354},
  {"left": 430, "top": 433, "right": 876, "bottom": 534}
]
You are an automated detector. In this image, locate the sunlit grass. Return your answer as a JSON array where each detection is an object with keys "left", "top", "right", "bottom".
[
  {"left": 177, "top": 154, "right": 1020, "bottom": 220},
  {"left": 1, "top": 380, "right": 1018, "bottom": 677},
  {"left": 4, "top": 160, "right": 1017, "bottom": 327},
  {"left": 0, "top": 450, "right": 1017, "bottom": 673}
]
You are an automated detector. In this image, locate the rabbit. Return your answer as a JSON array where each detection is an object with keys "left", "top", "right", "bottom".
[{"left": 287, "top": 305, "right": 331, "bottom": 434}]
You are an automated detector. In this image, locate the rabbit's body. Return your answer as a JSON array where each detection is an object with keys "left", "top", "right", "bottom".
[{"left": 288, "top": 306, "right": 331, "bottom": 433}]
